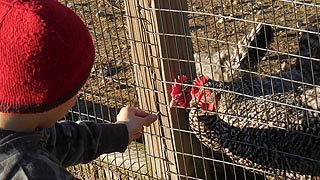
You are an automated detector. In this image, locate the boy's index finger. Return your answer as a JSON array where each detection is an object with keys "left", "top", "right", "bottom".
[{"left": 133, "top": 108, "right": 151, "bottom": 118}]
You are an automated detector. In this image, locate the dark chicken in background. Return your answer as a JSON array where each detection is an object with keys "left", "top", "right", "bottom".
[{"left": 194, "top": 23, "right": 273, "bottom": 82}]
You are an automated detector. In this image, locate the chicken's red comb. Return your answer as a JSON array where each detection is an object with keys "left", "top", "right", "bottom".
[
  {"left": 191, "top": 75, "right": 209, "bottom": 98},
  {"left": 194, "top": 75, "right": 210, "bottom": 86},
  {"left": 176, "top": 75, "right": 188, "bottom": 83},
  {"left": 171, "top": 75, "right": 188, "bottom": 97},
  {"left": 170, "top": 75, "right": 192, "bottom": 108}
]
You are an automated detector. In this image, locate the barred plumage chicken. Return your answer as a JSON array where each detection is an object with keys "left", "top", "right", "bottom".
[{"left": 170, "top": 26, "right": 320, "bottom": 179}]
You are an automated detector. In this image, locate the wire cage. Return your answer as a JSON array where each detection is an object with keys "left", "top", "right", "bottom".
[{"left": 62, "top": 0, "right": 320, "bottom": 179}]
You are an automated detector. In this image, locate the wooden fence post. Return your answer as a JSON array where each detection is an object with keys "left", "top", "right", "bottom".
[{"left": 124, "top": 0, "right": 211, "bottom": 179}]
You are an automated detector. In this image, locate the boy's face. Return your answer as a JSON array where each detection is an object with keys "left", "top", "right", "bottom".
[{"left": 39, "top": 95, "right": 77, "bottom": 128}]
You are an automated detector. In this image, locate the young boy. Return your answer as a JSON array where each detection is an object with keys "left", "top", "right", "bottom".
[{"left": 0, "top": 0, "right": 157, "bottom": 179}]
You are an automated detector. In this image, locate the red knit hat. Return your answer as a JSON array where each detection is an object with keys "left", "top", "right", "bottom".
[{"left": 0, "top": 0, "right": 94, "bottom": 113}]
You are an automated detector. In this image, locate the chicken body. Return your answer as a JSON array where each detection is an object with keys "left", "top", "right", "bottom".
[
  {"left": 189, "top": 87, "right": 320, "bottom": 179},
  {"left": 188, "top": 26, "right": 320, "bottom": 179}
]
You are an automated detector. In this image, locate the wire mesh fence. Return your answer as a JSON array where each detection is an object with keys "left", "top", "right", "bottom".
[{"left": 61, "top": 0, "right": 320, "bottom": 179}]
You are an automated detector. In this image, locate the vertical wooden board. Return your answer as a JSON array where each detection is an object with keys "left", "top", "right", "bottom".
[
  {"left": 149, "top": 1, "right": 213, "bottom": 179},
  {"left": 125, "top": 0, "right": 212, "bottom": 179},
  {"left": 124, "top": 1, "right": 168, "bottom": 179}
]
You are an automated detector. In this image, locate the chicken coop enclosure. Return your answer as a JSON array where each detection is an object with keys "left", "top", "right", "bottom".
[{"left": 62, "top": 0, "right": 320, "bottom": 179}]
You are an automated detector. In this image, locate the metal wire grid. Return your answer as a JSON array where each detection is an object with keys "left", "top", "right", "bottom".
[
  {"left": 59, "top": 0, "right": 320, "bottom": 180},
  {"left": 58, "top": 0, "right": 154, "bottom": 179},
  {"left": 131, "top": 1, "right": 318, "bottom": 179},
  {"left": 154, "top": 0, "right": 320, "bottom": 180}
]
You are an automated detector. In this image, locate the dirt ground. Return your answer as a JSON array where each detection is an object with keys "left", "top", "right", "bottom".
[{"left": 62, "top": 0, "right": 320, "bottom": 179}]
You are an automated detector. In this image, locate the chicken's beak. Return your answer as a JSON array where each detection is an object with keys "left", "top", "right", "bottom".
[{"left": 169, "top": 99, "right": 176, "bottom": 108}]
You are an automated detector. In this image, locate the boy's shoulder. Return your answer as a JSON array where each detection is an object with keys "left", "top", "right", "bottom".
[{"left": 0, "top": 129, "right": 74, "bottom": 180}]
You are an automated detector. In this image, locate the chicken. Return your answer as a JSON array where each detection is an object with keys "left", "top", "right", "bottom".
[
  {"left": 170, "top": 26, "right": 320, "bottom": 179},
  {"left": 188, "top": 76, "right": 320, "bottom": 179},
  {"left": 194, "top": 23, "right": 273, "bottom": 82},
  {"left": 255, "top": 26, "right": 320, "bottom": 94}
]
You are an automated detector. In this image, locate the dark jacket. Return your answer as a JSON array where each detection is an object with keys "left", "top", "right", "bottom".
[{"left": 0, "top": 120, "right": 128, "bottom": 179}]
